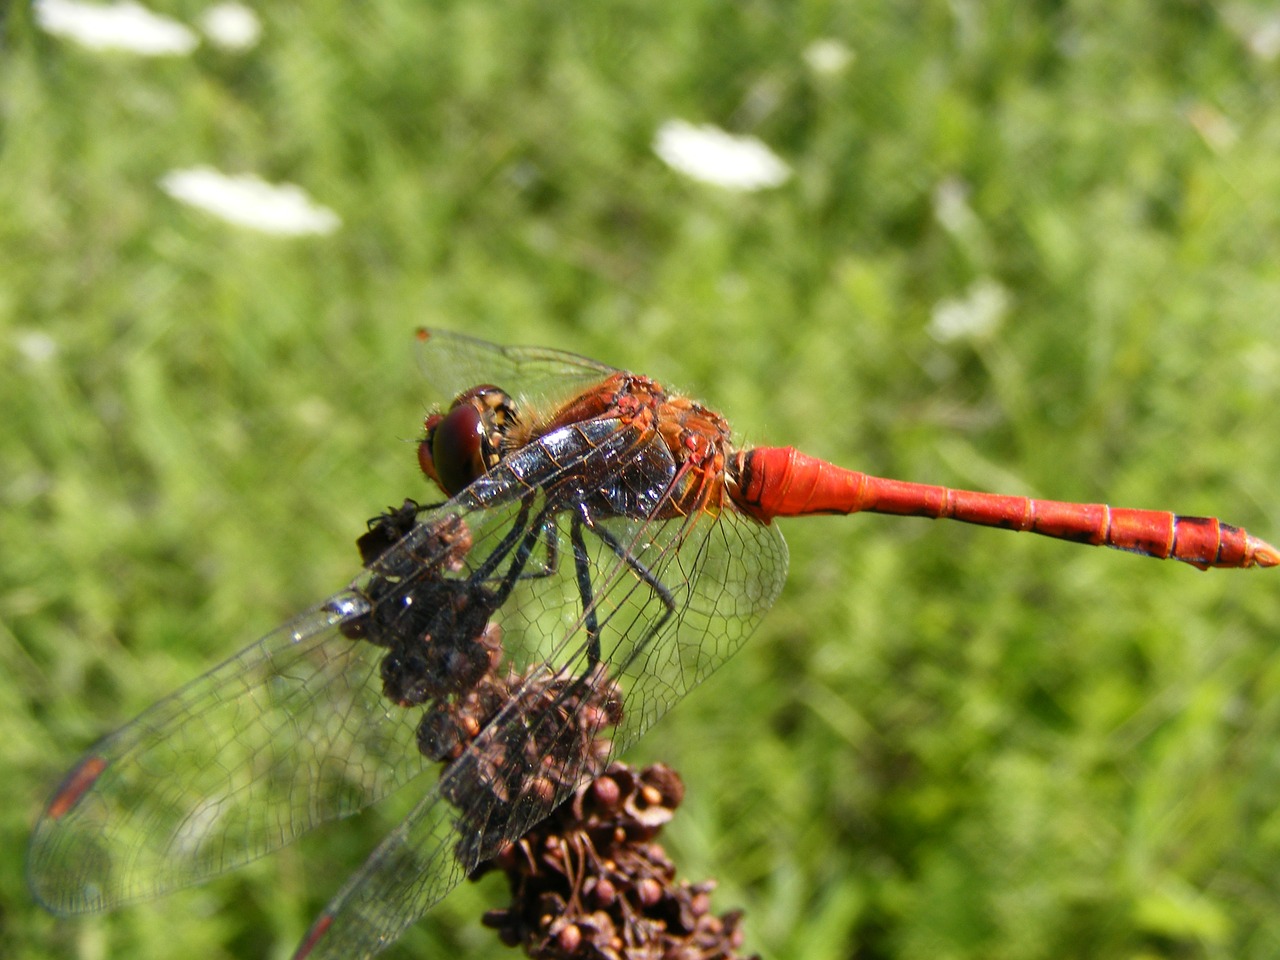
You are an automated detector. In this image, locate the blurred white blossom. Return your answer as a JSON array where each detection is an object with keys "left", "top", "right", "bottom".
[
  {"left": 653, "top": 120, "right": 791, "bottom": 192},
  {"left": 933, "top": 176, "right": 993, "bottom": 262},
  {"left": 803, "top": 38, "right": 854, "bottom": 75},
  {"left": 1223, "top": 4, "right": 1280, "bottom": 61},
  {"left": 159, "top": 167, "right": 341, "bottom": 236},
  {"left": 16, "top": 331, "right": 59, "bottom": 365},
  {"left": 928, "top": 279, "right": 1010, "bottom": 343},
  {"left": 933, "top": 177, "right": 978, "bottom": 236},
  {"left": 36, "top": 0, "right": 198, "bottom": 55},
  {"left": 198, "top": 2, "right": 261, "bottom": 51},
  {"left": 1250, "top": 18, "right": 1280, "bottom": 60}
]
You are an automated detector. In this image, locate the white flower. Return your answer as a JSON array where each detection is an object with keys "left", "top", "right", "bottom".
[
  {"left": 1223, "top": 4, "right": 1280, "bottom": 62},
  {"left": 159, "top": 167, "right": 341, "bottom": 236},
  {"left": 16, "top": 331, "right": 59, "bottom": 365},
  {"left": 933, "top": 177, "right": 978, "bottom": 237},
  {"left": 1250, "top": 17, "right": 1280, "bottom": 61},
  {"left": 928, "top": 279, "right": 1010, "bottom": 343},
  {"left": 36, "top": 0, "right": 198, "bottom": 56},
  {"left": 198, "top": 2, "right": 261, "bottom": 51},
  {"left": 653, "top": 120, "right": 791, "bottom": 192},
  {"left": 803, "top": 38, "right": 854, "bottom": 76}
]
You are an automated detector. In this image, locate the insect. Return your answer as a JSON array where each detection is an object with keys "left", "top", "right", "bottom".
[{"left": 29, "top": 329, "right": 1277, "bottom": 959}]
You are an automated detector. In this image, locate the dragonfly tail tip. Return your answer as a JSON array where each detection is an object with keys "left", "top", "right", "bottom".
[{"left": 1247, "top": 534, "right": 1280, "bottom": 568}]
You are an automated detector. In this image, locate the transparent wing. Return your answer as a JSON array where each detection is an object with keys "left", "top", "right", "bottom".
[
  {"left": 415, "top": 327, "right": 619, "bottom": 415},
  {"left": 27, "top": 333, "right": 623, "bottom": 919},
  {"left": 291, "top": 421, "right": 789, "bottom": 959},
  {"left": 27, "top": 592, "right": 430, "bottom": 914},
  {"left": 30, "top": 340, "right": 788, "bottom": 960}
]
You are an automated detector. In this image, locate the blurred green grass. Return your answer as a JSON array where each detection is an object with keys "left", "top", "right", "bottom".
[{"left": 5, "top": 1, "right": 1280, "bottom": 958}]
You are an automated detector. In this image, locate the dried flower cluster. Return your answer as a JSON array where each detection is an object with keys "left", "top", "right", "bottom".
[
  {"left": 344, "top": 501, "right": 754, "bottom": 959},
  {"left": 479, "top": 762, "right": 756, "bottom": 960}
]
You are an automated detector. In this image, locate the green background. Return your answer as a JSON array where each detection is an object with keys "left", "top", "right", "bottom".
[{"left": 5, "top": 2, "right": 1280, "bottom": 958}]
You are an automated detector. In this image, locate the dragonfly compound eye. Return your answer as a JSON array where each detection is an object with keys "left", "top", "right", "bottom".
[{"left": 418, "top": 385, "right": 517, "bottom": 496}]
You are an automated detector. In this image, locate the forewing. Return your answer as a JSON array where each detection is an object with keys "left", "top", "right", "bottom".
[
  {"left": 25, "top": 486, "right": 543, "bottom": 917},
  {"left": 415, "top": 327, "right": 618, "bottom": 416},
  {"left": 26, "top": 347, "right": 626, "bottom": 920},
  {"left": 26, "top": 593, "right": 430, "bottom": 914},
  {"left": 290, "top": 430, "right": 789, "bottom": 959}
]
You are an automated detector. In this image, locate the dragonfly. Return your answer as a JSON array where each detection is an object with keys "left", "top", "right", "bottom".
[{"left": 29, "top": 328, "right": 1278, "bottom": 960}]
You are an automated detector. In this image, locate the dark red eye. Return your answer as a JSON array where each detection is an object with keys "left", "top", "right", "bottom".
[
  {"left": 419, "top": 385, "right": 518, "bottom": 498},
  {"left": 421, "top": 402, "right": 486, "bottom": 497},
  {"left": 416, "top": 414, "right": 445, "bottom": 488}
]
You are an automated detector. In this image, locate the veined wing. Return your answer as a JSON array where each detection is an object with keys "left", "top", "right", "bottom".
[
  {"left": 291, "top": 420, "right": 789, "bottom": 959},
  {"left": 27, "top": 434, "right": 616, "bottom": 916},
  {"left": 415, "top": 327, "right": 619, "bottom": 418},
  {"left": 27, "top": 335, "right": 622, "bottom": 919},
  {"left": 27, "top": 591, "right": 430, "bottom": 914}
]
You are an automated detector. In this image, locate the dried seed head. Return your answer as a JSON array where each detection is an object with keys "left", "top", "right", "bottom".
[
  {"left": 344, "top": 510, "right": 750, "bottom": 959},
  {"left": 591, "top": 876, "right": 616, "bottom": 907},
  {"left": 591, "top": 775, "right": 621, "bottom": 809},
  {"left": 474, "top": 762, "right": 756, "bottom": 960},
  {"left": 635, "top": 876, "right": 662, "bottom": 907},
  {"left": 554, "top": 922, "right": 581, "bottom": 954}
]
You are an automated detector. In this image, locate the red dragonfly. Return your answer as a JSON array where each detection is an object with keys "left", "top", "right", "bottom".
[{"left": 29, "top": 329, "right": 1278, "bottom": 959}]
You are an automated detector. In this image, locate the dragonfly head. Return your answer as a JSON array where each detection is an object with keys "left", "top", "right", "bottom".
[{"left": 419, "top": 385, "right": 519, "bottom": 497}]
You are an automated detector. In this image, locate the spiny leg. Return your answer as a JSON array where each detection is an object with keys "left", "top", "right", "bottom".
[
  {"left": 491, "top": 500, "right": 560, "bottom": 608},
  {"left": 473, "top": 496, "right": 536, "bottom": 583},
  {"left": 569, "top": 507, "right": 602, "bottom": 665},
  {"left": 580, "top": 513, "right": 678, "bottom": 677}
]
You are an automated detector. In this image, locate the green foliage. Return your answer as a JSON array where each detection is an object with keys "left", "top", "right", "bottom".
[{"left": 4, "top": 2, "right": 1280, "bottom": 958}]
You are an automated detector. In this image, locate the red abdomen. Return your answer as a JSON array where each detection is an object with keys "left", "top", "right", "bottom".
[{"left": 732, "top": 447, "right": 1279, "bottom": 570}]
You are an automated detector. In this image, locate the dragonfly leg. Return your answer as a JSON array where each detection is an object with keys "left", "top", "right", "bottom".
[
  {"left": 569, "top": 509, "right": 602, "bottom": 664},
  {"left": 472, "top": 497, "right": 536, "bottom": 582},
  {"left": 512, "top": 515, "right": 562, "bottom": 584},
  {"left": 490, "top": 502, "right": 562, "bottom": 608},
  {"left": 471, "top": 496, "right": 568, "bottom": 596},
  {"left": 581, "top": 515, "right": 677, "bottom": 676}
]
